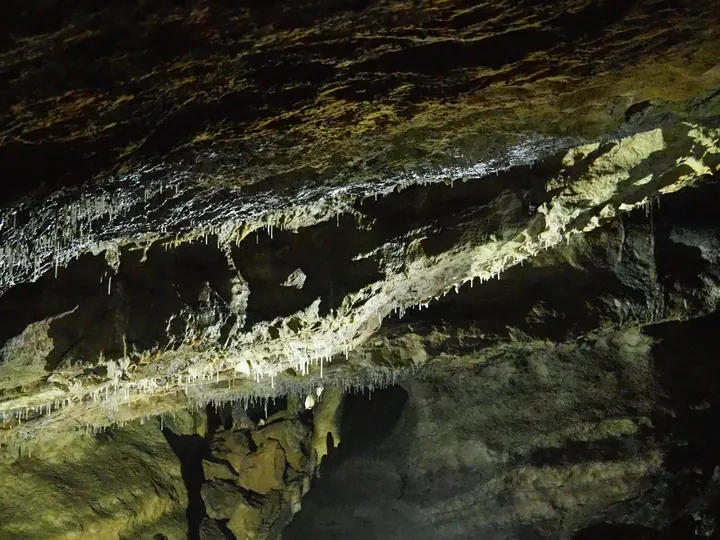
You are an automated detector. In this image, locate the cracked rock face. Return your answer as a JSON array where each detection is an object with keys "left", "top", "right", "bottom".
[{"left": 1, "top": 0, "right": 720, "bottom": 538}]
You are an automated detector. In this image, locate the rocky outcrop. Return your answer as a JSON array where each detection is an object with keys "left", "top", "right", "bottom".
[
  {"left": 0, "top": 393, "right": 340, "bottom": 539},
  {"left": 201, "top": 401, "right": 318, "bottom": 540},
  {"left": 196, "top": 392, "right": 344, "bottom": 539},
  {"left": 286, "top": 326, "right": 715, "bottom": 540}
]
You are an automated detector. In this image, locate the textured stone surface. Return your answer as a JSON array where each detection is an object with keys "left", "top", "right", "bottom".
[
  {"left": 285, "top": 187, "right": 720, "bottom": 538},
  {"left": 200, "top": 396, "right": 336, "bottom": 539},
  {"left": 286, "top": 331, "right": 665, "bottom": 540},
  {"left": 0, "top": 419, "right": 188, "bottom": 539},
  {"left": 1, "top": 0, "right": 718, "bottom": 209}
]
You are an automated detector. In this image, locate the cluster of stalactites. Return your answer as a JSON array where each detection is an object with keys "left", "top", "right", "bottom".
[
  {"left": 0, "top": 171, "right": 193, "bottom": 292},
  {"left": 0, "top": 131, "right": 569, "bottom": 295},
  {"left": 0, "top": 135, "right": 585, "bottom": 443},
  {"left": 0, "top": 220, "right": 551, "bottom": 435},
  {"left": 1, "top": 365, "right": 408, "bottom": 447}
]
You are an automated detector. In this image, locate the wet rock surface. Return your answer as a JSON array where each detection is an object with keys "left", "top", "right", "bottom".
[{"left": 0, "top": 0, "right": 720, "bottom": 538}]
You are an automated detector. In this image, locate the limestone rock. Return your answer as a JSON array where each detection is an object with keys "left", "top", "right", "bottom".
[
  {"left": 0, "top": 421, "right": 187, "bottom": 539},
  {"left": 199, "top": 516, "right": 228, "bottom": 540},
  {"left": 210, "top": 431, "right": 252, "bottom": 475},
  {"left": 312, "top": 385, "right": 344, "bottom": 466},
  {"left": 203, "top": 459, "right": 238, "bottom": 482},
  {"left": 282, "top": 269, "right": 307, "bottom": 289},
  {"left": 231, "top": 405, "right": 255, "bottom": 431},
  {"left": 253, "top": 420, "right": 310, "bottom": 473},
  {"left": 202, "top": 479, "right": 246, "bottom": 521},
  {"left": 235, "top": 439, "right": 286, "bottom": 495},
  {"left": 228, "top": 499, "right": 267, "bottom": 540}
]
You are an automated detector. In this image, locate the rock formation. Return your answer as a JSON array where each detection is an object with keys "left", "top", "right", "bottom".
[{"left": 0, "top": 0, "right": 719, "bottom": 538}]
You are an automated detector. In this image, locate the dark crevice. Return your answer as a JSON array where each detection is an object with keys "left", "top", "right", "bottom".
[
  {"left": 644, "top": 311, "right": 720, "bottom": 520},
  {"left": 231, "top": 215, "right": 382, "bottom": 324},
  {"left": 307, "top": 385, "right": 408, "bottom": 486},
  {"left": 572, "top": 514, "right": 704, "bottom": 540},
  {"left": 650, "top": 179, "right": 720, "bottom": 290},
  {"left": 247, "top": 395, "right": 288, "bottom": 423},
  {"left": 527, "top": 436, "right": 646, "bottom": 468},
  {"left": 215, "top": 519, "right": 237, "bottom": 539},
  {"left": 338, "top": 385, "right": 408, "bottom": 451},
  {"left": 572, "top": 523, "right": 660, "bottom": 540},
  {"left": 655, "top": 240, "right": 706, "bottom": 289},
  {"left": 162, "top": 429, "right": 208, "bottom": 540},
  {"left": 206, "top": 403, "right": 225, "bottom": 442},
  {"left": 625, "top": 100, "right": 653, "bottom": 122},
  {"left": 0, "top": 235, "right": 238, "bottom": 374},
  {"left": 355, "top": 157, "right": 556, "bottom": 243},
  {"left": 0, "top": 251, "right": 110, "bottom": 350},
  {"left": 283, "top": 384, "right": 409, "bottom": 539},
  {"left": 397, "top": 261, "right": 632, "bottom": 343}
]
